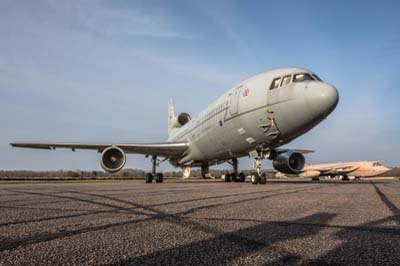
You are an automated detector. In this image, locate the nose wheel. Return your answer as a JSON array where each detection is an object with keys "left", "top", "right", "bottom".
[
  {"left": 251, "top": 173, "right": 267, "bottom": 185},
  {"left": 251, "top": 157, "right": 267, "bottom": 185}
]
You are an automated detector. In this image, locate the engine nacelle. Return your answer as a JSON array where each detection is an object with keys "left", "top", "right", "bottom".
[
  {"left": 173, "top": 113, "right": 191, "bottom": 128},
  {"left": 100, "top": 146, "right": 126, "bottom": 173},
  {"left": 272, "top": 151, "right": 305, "bottom": 175}
]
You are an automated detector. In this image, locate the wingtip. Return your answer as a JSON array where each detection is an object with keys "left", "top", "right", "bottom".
[{"left": 10, "top": 143, "right": 26, "bottom": 148}]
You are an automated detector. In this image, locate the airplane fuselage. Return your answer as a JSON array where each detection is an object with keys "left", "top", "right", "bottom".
[
  {"left": 307, "top": 161, "right": 391, "bottom": 178},
  {"left": 276, "top": 161, "right": 391, "bottom": 179},
  {"left": 169, "top": 67, "right": 339, "bottom": 166}
]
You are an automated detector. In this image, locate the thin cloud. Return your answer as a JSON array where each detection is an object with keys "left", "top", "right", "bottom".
[{"left": 42, "top": 0, "right": 199, "bottom": 40}]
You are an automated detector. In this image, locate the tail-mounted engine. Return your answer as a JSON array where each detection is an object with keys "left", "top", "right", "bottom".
[
  {"left": 172, "top": 113, "right": 191, "bottom": 128},
  {"left": 272, "top": 151, "right": 305, "bottom": 174},
  {"left": 100, "top": 146, "right": 126, "bottom": 173}
]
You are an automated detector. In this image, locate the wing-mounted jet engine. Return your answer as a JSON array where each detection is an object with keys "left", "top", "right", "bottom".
[
  {"left": 100, "top": 146, "right": 126, "bottom": 173},
  {"left": 272, "top": 151, "right": 305, "bottom": 175}
]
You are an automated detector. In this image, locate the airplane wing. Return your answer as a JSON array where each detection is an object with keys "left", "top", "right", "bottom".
[
  {"left": 274, "top": 148, "right": 314, "bottom": 154},
  {"left": 10, "top": 142, "right": 189, "bottom": 158},
  {"left": 315, "top": 165, "right": 360, "bottom": 175}
]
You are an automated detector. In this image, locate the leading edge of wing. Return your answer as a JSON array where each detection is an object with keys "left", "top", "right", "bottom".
[
  {"left": 10, "top": 142, "right": 189, "bottom": 157},
  {"left": 274, "top": 148, "right": 314, "bottom": 154},
  {"left": 10, "top": 143, "right": 106, "bottom": 150}
]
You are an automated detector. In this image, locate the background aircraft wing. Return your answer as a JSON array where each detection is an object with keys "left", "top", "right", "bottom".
[
  {"left": 317, "top": 165, "right": 360, "bottom": 175},
  {"left": 10, "top": 142, "right": 189, "bottom": 158}
]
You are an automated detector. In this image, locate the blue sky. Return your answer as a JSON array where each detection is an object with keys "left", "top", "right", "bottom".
[{"left": 1, "top": 0, "right": 400, "bottom": 170}]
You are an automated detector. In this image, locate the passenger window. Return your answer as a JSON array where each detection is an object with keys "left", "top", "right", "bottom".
[
  {"left": 270, "top": 77, "right": 282, "bottom": 90},
  {"left": 293, "top": 73, "right": 314, "bottom": 82},
  {"left": 280, "top": 75, "right": 291, "bottom": 87}
]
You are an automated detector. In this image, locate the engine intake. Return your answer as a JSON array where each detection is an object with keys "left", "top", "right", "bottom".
[
  {"left": 100, "top": 146, "right": 126, "bottom": 173},
  {"left": 272, "top": 151, "right": 305, "bottom": 174},
  {"left": 177, "top": 112, "right": 191, "bottom": 126}
]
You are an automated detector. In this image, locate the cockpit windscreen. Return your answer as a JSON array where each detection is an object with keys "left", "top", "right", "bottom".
[
  {"left": 293, "top": 73, "right": 315, "bottom": 82},
  {"left": 312, "top": 74, "right": 323, "bottom": 81}
]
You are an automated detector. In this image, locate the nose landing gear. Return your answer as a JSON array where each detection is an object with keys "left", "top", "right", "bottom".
[{"left": 250, "top": 156, "right": 267, "bottom": 185}]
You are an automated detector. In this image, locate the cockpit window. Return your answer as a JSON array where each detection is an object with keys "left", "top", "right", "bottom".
[
  {"left": 270, "top": 77, "right": 282, "bottom": 90},
  {"left": 281, "top": 75, "right": 291, "bottom": 87},
  {"left": 373, "top": 162, "right": 382, "bottom": 167},
  {"left": 293, "top": 73, "right": 315, "bottom": 82},
  {"left": 312, "top": 74, "right": 323, "bottom": 81}
]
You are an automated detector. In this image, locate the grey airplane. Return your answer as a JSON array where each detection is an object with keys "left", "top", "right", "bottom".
[{"left": 11, "top": 67, "right": 339, "bottom": 184}]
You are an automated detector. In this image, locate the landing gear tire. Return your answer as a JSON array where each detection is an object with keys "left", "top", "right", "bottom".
[
  {"left": 251, "top": 173, "right": 260, "bottom": 185},
  {"left": 223, "top": 173, "right": 231, "bottom": 182},
  {"left": 259, "top": 173, "right": 267, "bottom": 185},
  {"left": 156, "top": 173, "right": 164, "bottom": 183},
  {"left": 238, "top": 172, "right": 246, "bottom": 182},
  {"left": 231, "top": 173, "right": 237, "bottom": 182},
  {"left": 145, "top": 173, "right": 153, "bottom": 183},
  {"left": 342, "top": 175, "right": 350, "bottom": 181},
  {"left": 312, "top": 177, "right": 320, "bottom": 181}
]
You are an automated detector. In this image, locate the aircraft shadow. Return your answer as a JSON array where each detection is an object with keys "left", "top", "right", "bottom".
[
  {"left": 303, "top": 183, "right": 400, "bottom": 265},
  {"left": 0, "top": 185, "right": 322, "bottom": 252},
  {"left": 110, "top": 212, "right": 336, "bottom": 266},
  {"left": 2, "top": 183, "right": 399, "bottom": 265}
]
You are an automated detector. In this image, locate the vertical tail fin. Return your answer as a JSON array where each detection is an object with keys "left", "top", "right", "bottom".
[{"left": 168, "top": 99, "right": 176, "bottom": 136}]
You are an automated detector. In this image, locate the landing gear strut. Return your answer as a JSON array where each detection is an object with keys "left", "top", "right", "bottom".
[
  {"left": 145, "top": 155, "right": 163, "bottom": 183},
  {"left": 201, "top": 165, "right": 215, "bottom": 179},
  {"left": 231, "top": 158, "right": 238, "bottom": 182},
  {"left": 251, "top": 157, "right": 266, "bottom": 185}
]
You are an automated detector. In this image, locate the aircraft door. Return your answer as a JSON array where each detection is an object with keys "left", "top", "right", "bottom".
[
  {"left": 267, "top": 77, "right": 281, "bottom": 106},
  {"left": 262, "top": 78, "right": 283, "bottom": 143},
  {"left": 230, "top": 86, "right": 242, "bottom": 115}
]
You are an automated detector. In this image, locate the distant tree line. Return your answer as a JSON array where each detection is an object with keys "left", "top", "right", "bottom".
[
  {"left": 0, "top": 169, "right": 254, "bottom": 180},
  {"left": 0, "top": 167, "right": 398, "bottom": 180},
  {"left": 0, "top": 169, "right": 157, "bottom": 180}
]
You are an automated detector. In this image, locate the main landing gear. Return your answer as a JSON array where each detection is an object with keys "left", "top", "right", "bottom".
[
  {"left": 145, "top": 155, "right": 164, "bottom": 183},
  {"left": 222, "top": 158, "right": 246, "bottom": 183}
]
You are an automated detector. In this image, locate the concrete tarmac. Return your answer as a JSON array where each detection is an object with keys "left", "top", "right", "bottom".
[{"left": 0, "top": 180, "right": 399, "bottom": 265}]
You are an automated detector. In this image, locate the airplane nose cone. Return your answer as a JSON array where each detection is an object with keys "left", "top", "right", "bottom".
[
  {"left": 382, "top": 166, "right": 392, "bottom": 175},
  {"left": 305, "top": 83, "right": 339, "bottom": 116}
]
